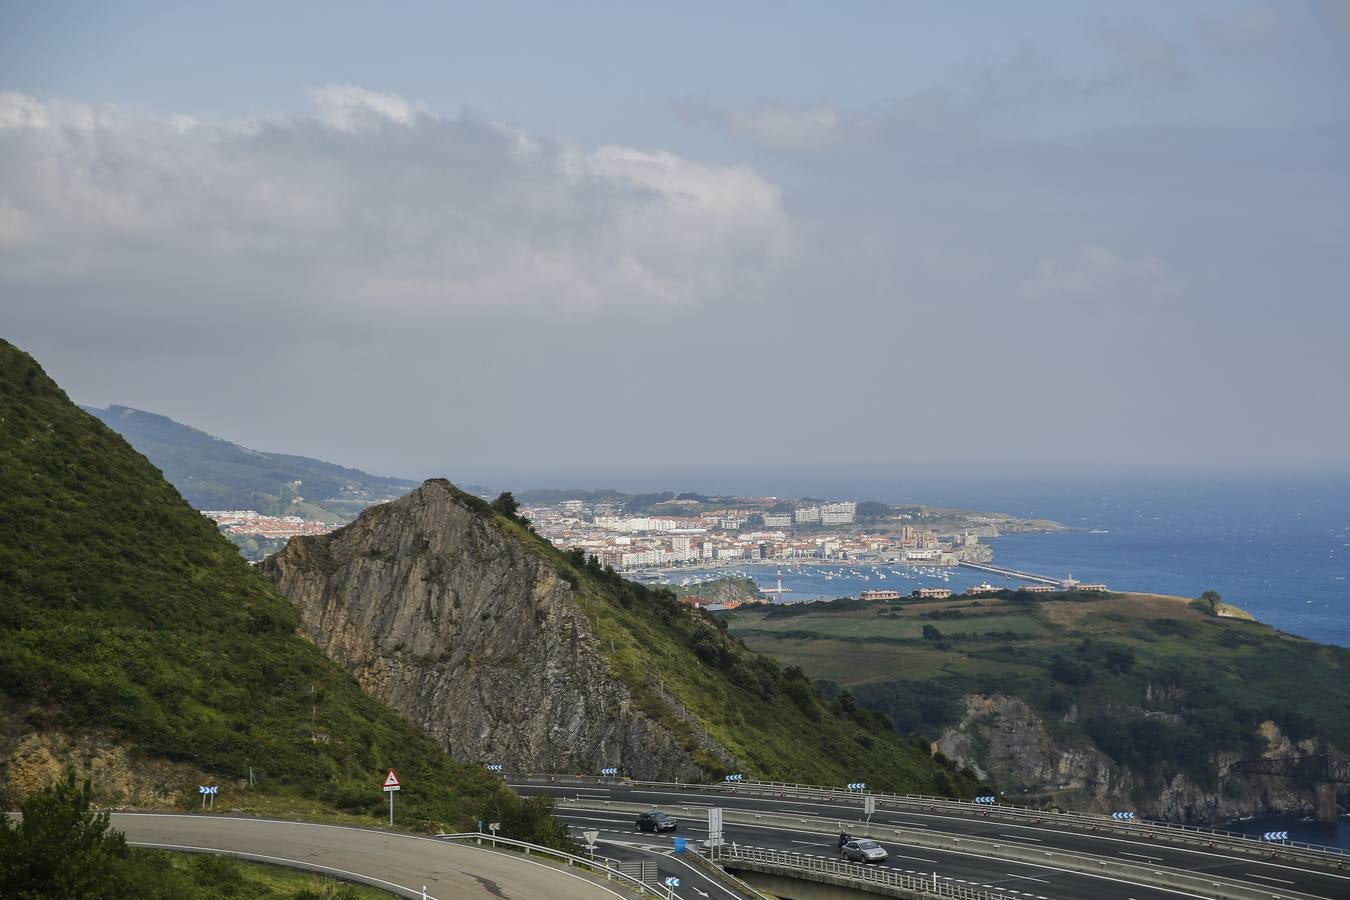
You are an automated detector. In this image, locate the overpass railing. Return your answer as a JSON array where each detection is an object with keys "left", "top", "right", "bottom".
[
  {"left": 569, "top": 799, "right": 1323, "bottom": 900},
  {"left": 437, "top": 831, "right": 662, "bottom": 896},
  {"left": 705, "top": 842, "right": 1001, "bottom": 900},
  {"left": 728, "top": 779, "right": 1349, "bottom": 863},
  {"left": 518, "top": 774, "right": 1346, "bottom": 866}
]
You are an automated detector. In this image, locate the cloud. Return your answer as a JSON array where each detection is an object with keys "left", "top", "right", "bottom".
[
  {"left": 675, "top": 99, "right": 859, "bottom": 154},
  {"left": 1013, "top": 245, "right": 1180, "bottom": 306},
  {"left": 0, "top": 88, "right": 793, "bottom": 323},
  {"left": 306, "top": 84, "right": 429, "bottom": 132}
]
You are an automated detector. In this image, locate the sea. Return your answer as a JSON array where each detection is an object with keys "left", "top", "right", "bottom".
[
  {"left": 644, "top": 469, "right": 1350, "bottom": 649},
  {"left": 637, "top": 468, "right": 1350, "bottom": 846}
]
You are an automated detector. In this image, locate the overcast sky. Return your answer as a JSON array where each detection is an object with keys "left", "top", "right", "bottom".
[{"left": 3, "top": 1, "right": 1348, "bottom": 486}]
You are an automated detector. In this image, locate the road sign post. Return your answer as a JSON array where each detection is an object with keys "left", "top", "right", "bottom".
[
  {"left": 864, "top": 793, "right": 876, "bottom": 822},
  {"left": 707, "top": 807, "right": 723, "bottom": 848},
  {"left": 198, "top": 785, "right": 218, "bottom": 811},
  {"left": 582, "top": 829, "right": 599, "bottom": 857},
  {"left": 382, "top": 769, "right": 401, "bottom": 827}
]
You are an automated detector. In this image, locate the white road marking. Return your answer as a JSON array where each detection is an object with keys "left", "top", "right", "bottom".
[
  {"left": 1119, "top": 851, "right": 1162, "bottom": 862},
  {"left": 1243, "top": 872, "right": 1296, "bottom": 885},
  {"left": 1004, "top": 873, "right": 1052, "bottom": 884},
  {"left": 999, "top": 834, "right": 1042, "bottom": 842},
  {"left": 790, "top": 840, "right": 831, "bottom": 847}
]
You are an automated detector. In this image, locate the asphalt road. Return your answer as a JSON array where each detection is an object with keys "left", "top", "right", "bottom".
[
  {"left": 512, "top": 780, "right": 1350, "bottom": 900},
  {"left": 112, "top": 813, "right": 635, "bottom": 900}
]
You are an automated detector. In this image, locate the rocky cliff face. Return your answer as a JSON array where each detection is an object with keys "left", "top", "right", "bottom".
[
  {"left": 262, "top": 480, "right": 715, "bottom": 780},
  {"left": 936, "top": 694, "right": 1316, "bottom": 823}
]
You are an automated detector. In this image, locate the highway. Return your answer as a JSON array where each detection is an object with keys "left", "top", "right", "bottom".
[
  {"left": 111, "top": 812, "right": 637, "bottom": 900},
  {"left": 513, "top": 779, "right": 1350, "bottom": 900}
]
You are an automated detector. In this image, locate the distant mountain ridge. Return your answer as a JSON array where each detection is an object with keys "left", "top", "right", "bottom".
[{"left": 81, "top": 404, "right": 420, "bottom": 523}]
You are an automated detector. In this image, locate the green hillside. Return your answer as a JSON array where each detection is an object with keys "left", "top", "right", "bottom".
[
  {"left": 0, "top": 340, "right": 563, "bottom": 841},
  {"left": 81, "top": 404, "right": 419, "bottom": 522},
  {"left": 723, "top": 591, "right": 1350, "bottom": 792},
  {"left": 472, "top": 498, "right": 982, "bottom": 795}
]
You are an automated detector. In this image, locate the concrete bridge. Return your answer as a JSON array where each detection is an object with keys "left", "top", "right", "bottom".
[{"left": 957, "top": 560, "right": 1066, "bottom": 586}]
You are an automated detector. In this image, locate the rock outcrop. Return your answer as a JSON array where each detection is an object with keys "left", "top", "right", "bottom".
[
  {"left": 936, "top": 694, "right": 1319, "bottom": 823},
  {"left": 262, "top": 480, "right": 714, "bottom": 780}
]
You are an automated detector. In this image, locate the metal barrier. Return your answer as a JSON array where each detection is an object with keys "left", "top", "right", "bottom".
[
  {"left": 516, "top": 774, "right": 1346, "bottom": 868},
  {"left": 437, "top": 832, "right": 659, "bottom": 895},
  {"left": 558, "top": 798, "right": 1324, "bottom": 900},
  {"left": 706, "top": 842, "right": 1004, "bottom": 900}
]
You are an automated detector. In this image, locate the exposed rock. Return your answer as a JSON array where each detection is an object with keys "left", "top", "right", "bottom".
[
  {"left": 0, "top": 728, "right": 204, "bottom": 807},
  {"left": 263, "top": 480, "right": 725, "bottom": 780},
  {"left": 937, "top": 694, "right": 1319, "bottom": 823}
]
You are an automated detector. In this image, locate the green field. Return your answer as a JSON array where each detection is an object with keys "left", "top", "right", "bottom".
[{"left": 721, "top": 592, "right": 1350, "bottom": 789}]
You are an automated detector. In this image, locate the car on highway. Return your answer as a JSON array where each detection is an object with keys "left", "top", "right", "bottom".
[
  {"left": 841, "top": 838, "right": 887, "bottom": 864},
  {"left": 635, "top": 810, "right": 678, "bottom": 833}
]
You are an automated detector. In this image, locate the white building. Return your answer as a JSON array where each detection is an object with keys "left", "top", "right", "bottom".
[
  {"left": 794, "top": 506, "right": 822, "bottom": 524},
  {"left": 820, "top": 501, "right": 856, "bottom": 525}
]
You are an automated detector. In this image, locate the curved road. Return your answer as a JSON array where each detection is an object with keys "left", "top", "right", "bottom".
[
  {"left": 112, "top": 813, "right": 632, "bottom": 900},
  {"left": 511, "top": 779, "right": 1350, "bottom": 900}
]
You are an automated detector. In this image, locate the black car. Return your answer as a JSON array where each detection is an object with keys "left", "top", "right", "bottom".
[{"left": 635, "top": 811, "right": 678, "bottom": 833}]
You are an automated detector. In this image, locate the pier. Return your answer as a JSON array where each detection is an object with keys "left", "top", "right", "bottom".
[{"left": 958, "top": 560, "right": 1066, "bottom": 586}]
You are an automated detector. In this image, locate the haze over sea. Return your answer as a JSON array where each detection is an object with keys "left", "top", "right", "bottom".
[{"left": 517, "top": 467, "right": 1350, "bottom": 649}]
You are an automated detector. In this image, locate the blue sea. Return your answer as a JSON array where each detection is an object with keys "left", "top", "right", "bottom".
[
  {"left": 644, "top": 469, "right": 1350, "bottom": 649},
  {"left": 638, "top": 468, "right": 1350, "bottom": 844}
]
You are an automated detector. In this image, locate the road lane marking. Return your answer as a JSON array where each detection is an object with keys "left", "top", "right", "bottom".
[
  {"left": 999, "top": 834, "right": 1042, "bottom": 842},
  {"left": 1004, "top": 873, "right": 1051, "bottom": 883},
  {"left": 555, "top": 792, "right": 1350, "bottom": 884},
  {"left": 790, "top": 840, "right": 831, "bottom": 847},
  {"left": 1119, "top": 851, "right": 1162, "bottom": 862},
  {"left": 1243, "top": 873, "right": 1296, "bottom": 885}
]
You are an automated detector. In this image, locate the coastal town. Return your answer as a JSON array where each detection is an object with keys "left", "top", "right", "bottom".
[{"left": 520, "top": 496, "right": 1024, "bottom": 572}]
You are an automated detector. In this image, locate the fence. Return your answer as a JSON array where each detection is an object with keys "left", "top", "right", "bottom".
[
  {"left": 437, "top": 832, "right": 661, "bottom": 895},
  {"left": 529, "top": 774, "right": 1346, "bottom": 868},
  {"left": 706, "top": 843, "right": 1004, "bottom": 900},
  {"left": 560, "top": 798, "right": 1324, "bottom": 900}
]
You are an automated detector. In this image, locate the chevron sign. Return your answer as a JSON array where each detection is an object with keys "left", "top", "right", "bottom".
[
  {"left": 846, "top": 782, "right": 867, "bottom": 791},
  {"left": 724, "top": 773, "right": 744, "bottom": 782},
  {"left": 974, "top": 795, "right": 996, "bottom": 804},
  {"left": 600, "top": 767, "right": 619, "bottom": 776},
  {"left": 1111, "top": 811, "right": 1136, "bottom": 820},
  {"left": 485, "top": 764, "right": 504, "bottom": 773},
  {"left": 1263, "top": 831, "right": 1290, "bottom": 841},
  {"left": 197, "top": 786, "right": 218, "bottom": 795}
]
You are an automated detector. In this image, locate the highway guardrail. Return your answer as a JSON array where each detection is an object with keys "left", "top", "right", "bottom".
[
  {"left": 438, "top": 831, "right": 663, "bottom": 896},
  {"left": 557, "top": 797, "right": 1325, "bottom": 900},
  {"left": 514, "top": 774, "right": 1346, "bottom": 870},
  {"left": 705, "top": 842, "right": 1005, "bottom": 900}
]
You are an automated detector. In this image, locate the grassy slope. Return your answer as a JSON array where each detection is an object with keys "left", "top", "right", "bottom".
[
  {"left": 467, "top": 508, "right": 981, "bottom": 796},
  {"left": 723, "top": 592, "right": 1350, "bottom": 786},
  {"left": 0, "top": 340, "right": 554, "bottom": 838}
]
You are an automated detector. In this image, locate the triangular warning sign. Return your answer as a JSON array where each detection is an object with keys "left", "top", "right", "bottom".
[{"left": 383, "top": 769, "right": 400, "bottom": 788}]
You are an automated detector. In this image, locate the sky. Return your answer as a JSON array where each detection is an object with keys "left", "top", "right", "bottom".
[{"left": 2, "top": 1, "right": 1348, "bottom": 488}]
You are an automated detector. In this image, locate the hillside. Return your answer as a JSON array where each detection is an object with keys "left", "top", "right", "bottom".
[
  {"left": 721, "top": 590, "right": 1350, "bottom": 821},
  {"left": 0, "top": 339, "right": 564, "bottom": 842},
  {"left": 82, "top": 404, "right": 420, "bottom": 522},
  {"left": 263, "top": 481, "right": 981, "bottom": 796}
]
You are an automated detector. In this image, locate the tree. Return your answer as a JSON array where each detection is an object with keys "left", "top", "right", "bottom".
[
  {"left": 491, "top": 491, "right": 520, "bottom": 519},
  {"left": 856, "top": 501, "right": 892, "bottom": 521},
  {"left": 1200, "top": 590, "right": 1222, "bottom": 614},
  {"left": 922, "top": 624, "right": 944, "bottom": 641},
  {"left": 0, "top": 771, "right": 128, "bottom": 899}
]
